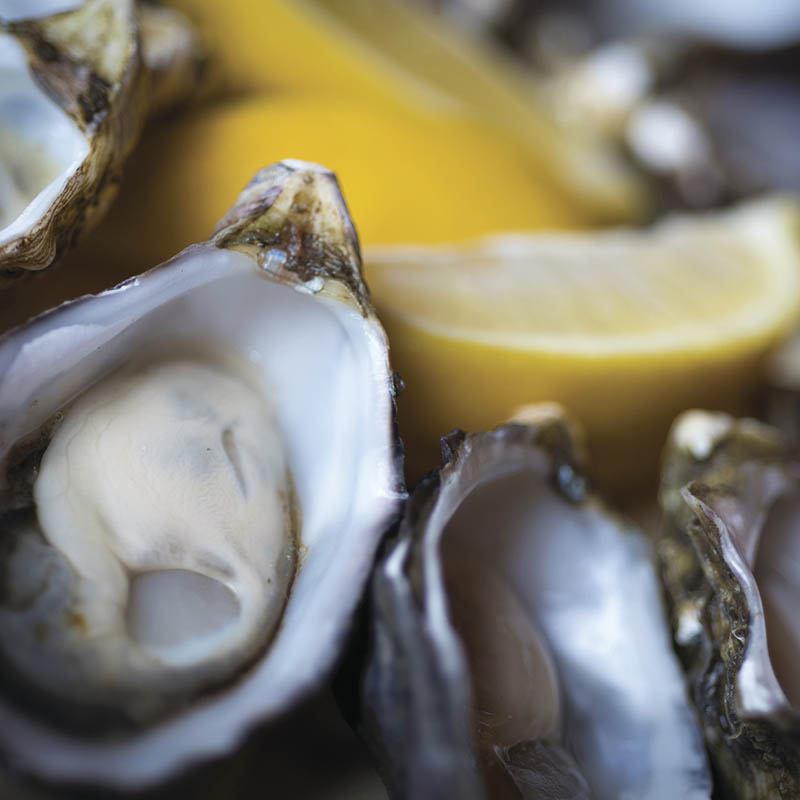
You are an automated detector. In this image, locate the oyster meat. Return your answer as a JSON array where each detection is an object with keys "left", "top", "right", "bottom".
[
  {"left": 0, "top": 0, "right": 204, "bottom": 278},
  {"left": 361, "top": 405, "right": 711, "bottom": 799},
  {"left": 3, "top": 354, "right": 297, "bottom": 729},
  {"left": 660, "top": 410, "right": 800, "bottom": 799},
  {"left": 0, "top": 160, "right": 403, "bottom": 793}
]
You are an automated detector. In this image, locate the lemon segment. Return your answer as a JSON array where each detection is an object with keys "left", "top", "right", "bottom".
[
  {"left": 167, "top": 0, "right": 646, "bottom": 222},
  {"left": 365, "top": 199, "right": 800, "bottom": 492},
  {"left": 166, "top": 0, "right": 451, "bottom": 107}
]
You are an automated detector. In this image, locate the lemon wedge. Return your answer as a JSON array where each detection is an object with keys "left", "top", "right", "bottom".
[
  {"left": 167, "top": 0, "right": 646, "bottom": 222},
  {"left": 366, "top": 199, "right": 800, "bottom": 493},
  {"left": 309, "top": 0, "right": 645, "bottom": 222}
]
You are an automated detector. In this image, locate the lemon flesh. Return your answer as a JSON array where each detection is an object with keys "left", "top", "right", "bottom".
[{"left": 366, "top": 199, "right": 800, "bottom": 493}]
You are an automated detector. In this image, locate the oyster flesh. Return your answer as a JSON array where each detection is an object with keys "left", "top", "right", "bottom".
[
  {"left": 361, "top": 404, "right": 711, "bottom": 799},
  {"left": 0, "top": 0, "right": 204, "bottom": 278},
  {"left": 0, "top": 159, "right": 403, "bottom": 793},
  {"left": 660, "top": 410, "right": 800, "bottom": 799}
]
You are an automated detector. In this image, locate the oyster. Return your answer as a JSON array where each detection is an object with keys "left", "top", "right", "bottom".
[
  {"left": 0, "top": 160, "right": 403, "bottom": 793},
  {"left": 361, "top": 405, "right": 711, "bottom": 799},
  {"left": 659, "top": 411, "right": 800, "bottom": 799},
  {"left": 0, "top": 0, "right": 204, "bottom": 279}
]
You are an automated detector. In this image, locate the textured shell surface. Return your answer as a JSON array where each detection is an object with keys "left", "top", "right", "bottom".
[
  {"left": 659, "top": 410, "right": 800, "bottom": 800},
  {"left": 0, "top": 0, "right": 204, "bottom": 278},
  {"left": 0, "top": 160, "right": 404, "bottom": 794}
]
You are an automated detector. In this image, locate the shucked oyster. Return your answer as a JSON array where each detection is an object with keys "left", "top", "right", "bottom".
[
  {"left": 361, "top": 405, "right": 711, "bottom": 799},
  {"left": 0, "top": 160, "right": 403, "bottom": 793},
  {"left": 5, "top": 355, "right": 298, "bottom": 730},
  {"left": 0, "top": 0, "right": 204, "bottom": 278},
  {"left": 660, "top": 411, "right": 800, "bottom": 799}
]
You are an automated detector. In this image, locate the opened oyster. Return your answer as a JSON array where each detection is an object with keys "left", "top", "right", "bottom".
[
  {"left": 0, "top": 160, "right": 403, "bottom": 793},
  {"left": 0, "top": 0, "right": 204, "bottom": 278},
  {"left": 660, "top": 411, "right": 800, "bottom": 799},
  {"left": 362, "top": 405, "right": 711, "bottom": 799}
]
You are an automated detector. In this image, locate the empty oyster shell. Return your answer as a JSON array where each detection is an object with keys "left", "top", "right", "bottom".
[
  {"left": 361, "top": 405, "right": 711, "bottom": 799},
  {"left": 0, "top": 159, "right": 403, "bottom": 793},
  {"left": 660, "top": 411, "right": 800, "bottom": 799},
  {"left": 0, "top": 0, "right": 204, "bottom": 279}
]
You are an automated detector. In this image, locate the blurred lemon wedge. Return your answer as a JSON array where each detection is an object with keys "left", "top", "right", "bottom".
[
  {"left": 366, "top": 198, "right": 800, "bottom": 492},
  {"left": 310, "top": 0, "right": 644, "bottom": 221},
  {"left": 167, "top": 0, "right": 646, "bottom": 222}
]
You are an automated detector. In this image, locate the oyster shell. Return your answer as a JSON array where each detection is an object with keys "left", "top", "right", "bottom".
[
  {"left": 0, "top": 0, "right": 204, "bottom": 279},
  {"left": 361, "top": 405, "right": 711, "bottom": 799},
  {"left": 0, "top": 159, "right": 403, "bottom": 793},
  {"left": 659, "top": 410, "right": 800, "bottom": 799}
]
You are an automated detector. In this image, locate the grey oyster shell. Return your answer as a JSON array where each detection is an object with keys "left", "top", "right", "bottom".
[
  {"left": 0, "top": 0, "right": 205, "bottom": 279},
  {"left": 659, "top": 410, "right": 800, "bottom": 799},
  {"left": 361, "top": 405, "right": 711, "bottom": 800},
  {"left": 0, "top": 159, "right": 404, "bottom": 794}
]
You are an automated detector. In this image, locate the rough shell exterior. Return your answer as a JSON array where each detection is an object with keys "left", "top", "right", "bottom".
[
  {"left": 0, "top": 0, "right": 204, "bottom": 279},
  {"left": 659, "top": 412, "right": 800, "bottom": 799}
]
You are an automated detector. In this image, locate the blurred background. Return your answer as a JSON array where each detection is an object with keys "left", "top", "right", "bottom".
[{"left": 436, "top": 0, "right": 800, "bottom": 205}]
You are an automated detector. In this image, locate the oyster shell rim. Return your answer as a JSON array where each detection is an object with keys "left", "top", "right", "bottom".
[{"left": 0, "top": 0, "right": 207, "bottom": 277}]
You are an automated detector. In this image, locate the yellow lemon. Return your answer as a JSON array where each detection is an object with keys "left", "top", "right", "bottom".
[
  {"left": 365, "top": 199, "right": 800, "bottom": 494},
  {"left": 167, "top": 0, "right": 436, "bottom": 106},
  {"left": 309, "top": 0, "right": 645, "bottom": 221},
  {"left": 83, "top": 96, "right": 585, "bottom": 257},
  {"left": 0, "top": 95, "right": 582, "bottom": 331},
  {"left": 167, "top": 0, "right": 646, "bottom": 222}
]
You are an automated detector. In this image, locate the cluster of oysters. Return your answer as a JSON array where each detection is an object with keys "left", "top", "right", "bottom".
[{"left": 0, "top": 3, "right": 799, "bottom": 800}]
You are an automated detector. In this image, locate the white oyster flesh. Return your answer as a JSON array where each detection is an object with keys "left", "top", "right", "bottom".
[
  {"left": 443, "top": 551, "right": 590, "bottom": 799},
  {"left": 0, "top": 243, "right": 398, "bottom": 788},
  {"left": 0, "top": 32, "right": 88, "bottom": 244},
  {"left": 16, "top": 356, "right": 293, "bottom": 706},
  {"left": 444, "top": 555, "right": 562, "bottom": 749},
  {"left": 429, "top": 450, "right": 711, "bottom": 800}
]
